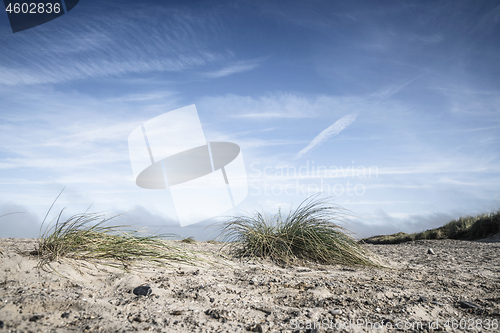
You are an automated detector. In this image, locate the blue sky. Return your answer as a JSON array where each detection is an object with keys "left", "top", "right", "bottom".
[{"left": 1, "top": 0, "right": 499, "bottom": 239}]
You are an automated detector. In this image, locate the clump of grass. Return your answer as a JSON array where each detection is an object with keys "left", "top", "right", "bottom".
[
  {"left": 360, "top": 232, "right": 413, "bottom": 244},
  {"left": 446, "top": 211, "right": 500, "bottom": 239},
  {"left": 362, "top": 210, "right": 500, "bottom": 244},
  {"left": 31, "top": 209, "right": 195, "bottom": 271},
  {"left": 181, "top": 236, "right": 196, "bottom": 244},
  {"left": 218, "top": 195, "right": 380, "bottom": 267}
]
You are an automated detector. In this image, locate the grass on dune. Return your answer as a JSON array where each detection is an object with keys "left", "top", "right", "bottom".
[
  {"left": 361, "top": 210, "right": 500, "bottom": 244},
  {"left": 31, "top": 209, "right": 197, "bottom": 271},
  {"left": 218, "top": 195, "right": 381, "bottom": 267},
  {"left": 181, "top": 236, "right": 197, "bottom": 244}
]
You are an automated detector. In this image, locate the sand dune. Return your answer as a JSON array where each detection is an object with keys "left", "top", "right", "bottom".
[{"left": 0, "top": 237, "right": 499, "bottom": 332}]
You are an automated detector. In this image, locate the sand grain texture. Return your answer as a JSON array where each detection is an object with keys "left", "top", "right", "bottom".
[{"left": 0, "top": 237, "right": 499, "bottom": 332}]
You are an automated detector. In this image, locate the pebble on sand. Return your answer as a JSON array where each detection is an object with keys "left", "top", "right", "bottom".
[
  {"left": 329, "top": 309, "right": 342, "bottom": 315},
  {"left": 133, "top": 285, "right": 152, "bottom": 297},
  {"left": 246, "top": 323, "right": 263, "bottom": 332},
  {"left": 427, "top": 248, "right": 435, "bottom": 255},
  {"left": 28, "top": 315, "right": 43, "bottom": 322},
  {"left": 459, "top": 301, "right": 481, "bottom": 309}
]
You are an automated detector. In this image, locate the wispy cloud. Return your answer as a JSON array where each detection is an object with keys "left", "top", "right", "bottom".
[
  {"left": 0, "top": 86, "right": 170, "bottom": 174},
  {"left": 200, "top": 93, "right": 355, "bottom": 119},
  {"left": 375, "top": 162, "right": 500, "bottom": 176},
  {"left": 203, "top": 59, "right": 262, "bottom": 78},
  {"left": 0, "top": 56, "right": 218, "bottom": 86},
  {"left": 236, "top": 113, "right": 296, "bottom": 119},
  {"left": 0, "top": 3, "right": 233, "bottom": 85},
  {"left": 436, "top": 177, "right": 492, "bottom": 187},
  {"left": 294, "top": 112, "right": 359, "bottom": 160},
  {"left": 201, "top": 128, "right": 305, "bottom": 150}
]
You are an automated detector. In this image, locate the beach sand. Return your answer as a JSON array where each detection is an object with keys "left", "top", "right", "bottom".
[{"left": 0, "top": 237, "right": 499, "bottom": 332}]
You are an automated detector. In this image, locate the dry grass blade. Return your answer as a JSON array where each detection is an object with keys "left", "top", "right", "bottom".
[
  {"left": 217, "top": 195, "right": 380, "bottom": 267},
  {"left": 31, "top": 210, "right": 197, "bottom": 271}
]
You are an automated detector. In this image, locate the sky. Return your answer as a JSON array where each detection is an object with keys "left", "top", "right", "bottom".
[{"left": 1, "top": 0, "right": 499, "bottom": 240}]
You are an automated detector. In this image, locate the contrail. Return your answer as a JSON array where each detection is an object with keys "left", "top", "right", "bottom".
[
  {"left": 378, "top": 72, "right": 427, "bottom": 100},
  {"left": 294, "top": 112, "right": 359, "bottom": 160}
]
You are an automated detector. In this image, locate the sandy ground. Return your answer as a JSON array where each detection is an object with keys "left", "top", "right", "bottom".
[{"left": 0, "top": 237, "right": 499, "bottom": 332}]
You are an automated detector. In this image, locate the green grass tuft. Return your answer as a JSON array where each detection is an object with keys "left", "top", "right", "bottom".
[
  {"left": 361, "top": 210, "right": 500, "bottom": 244},
  {"left": 31, "top": 210, "right": 196, "bottom": 271},
  {"left": 217, "top": 195, "right": 380, "bottom": 267},
  {"left": 181, "top": 236, "right": 196, "bottom": 244}
]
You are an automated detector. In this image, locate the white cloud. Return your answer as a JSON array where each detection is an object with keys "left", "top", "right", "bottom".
[
  {"left": 203, "top": 59, "right": 263, "bottom": 78},
  {"left": 0, "top": 87, "right": 183, "bottom": 176},
  {"left": 0, "top": 3, "right": 233, "bottom": 85},
  {"left": 200, "top": 93, "right": 319, "bottom": 119},
  {"left": 199, "top": 93, "right": 374, "bottom": 119},
  {"left": 1, "top": 81, "right": 499, "bottom": 239},
  {"left": 0, "top": 56, "right": 214, "bottom": 86},
  {"left": 0, "top": 204, "right": 41, "bottom": 238}
]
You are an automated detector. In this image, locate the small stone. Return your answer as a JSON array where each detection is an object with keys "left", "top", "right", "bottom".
[
  {"left": 255, "top": 307, "right": 272, "bottom": 315},
  {"left": 329, "top": 309, "right": 342, "bottom": 315},
  {"left": 427, "top": 248, "right": 435, "bottom": 255},
  {"left": 246, "top": 323, "right": 263, "bottom": 332},
  {"left": 295, "top": 282, "right": 310, "bottom": 290},
  {"left": 210, "top": 297, "right": 215, "bottom": 303},
  {"left": 29, "top": 315, "right": 43, "bottom": 322},
  {"left": 420, "top": 296, "right": 428, "bottom": 302},
  {"left": 61, "top": 312, "right": 70, "bottom": 318},
  {"left": 133, "top": 285, "right": 152, "bottom": 297},
  {"left": 459, "top": 301, "right": 480, "bottom": 309},
  {"left": 171, "top": 310, "right": 183, "bottom": 315},
  {"left": 0, "top": 320, "right": 4, "bottom": 329},
  {"left": 205, "top": 309, "right": 221, "bottom": 319}
]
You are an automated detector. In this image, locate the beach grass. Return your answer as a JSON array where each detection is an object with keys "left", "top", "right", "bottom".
[
  {"left": 361, "top": 210, "right": 500, "bottom": 244},
  {"left": 181, "top": 236, "right": 196, "bottom": 244},
  {"left": 217, "top": 195, "right": 380, "bottom": 266},
  {"left": 31, "top": 210, "right": 197, "bottom": 271}
]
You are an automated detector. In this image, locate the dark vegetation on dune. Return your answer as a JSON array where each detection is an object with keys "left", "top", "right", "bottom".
[
  {"left": 9, "top": 190, "right": 379, "bottom": 269},
  {"left": 22, "top": 189, "right": 197, "bottom": 271},
  {"left": 30, "top": 211, "right": 197, "bottom": 270},
  {"left": 218, "top": 195, "right": 380, "bottom": 267},
  {"left": 361, "top": 210, "right": 500, "bottom": 244}
]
